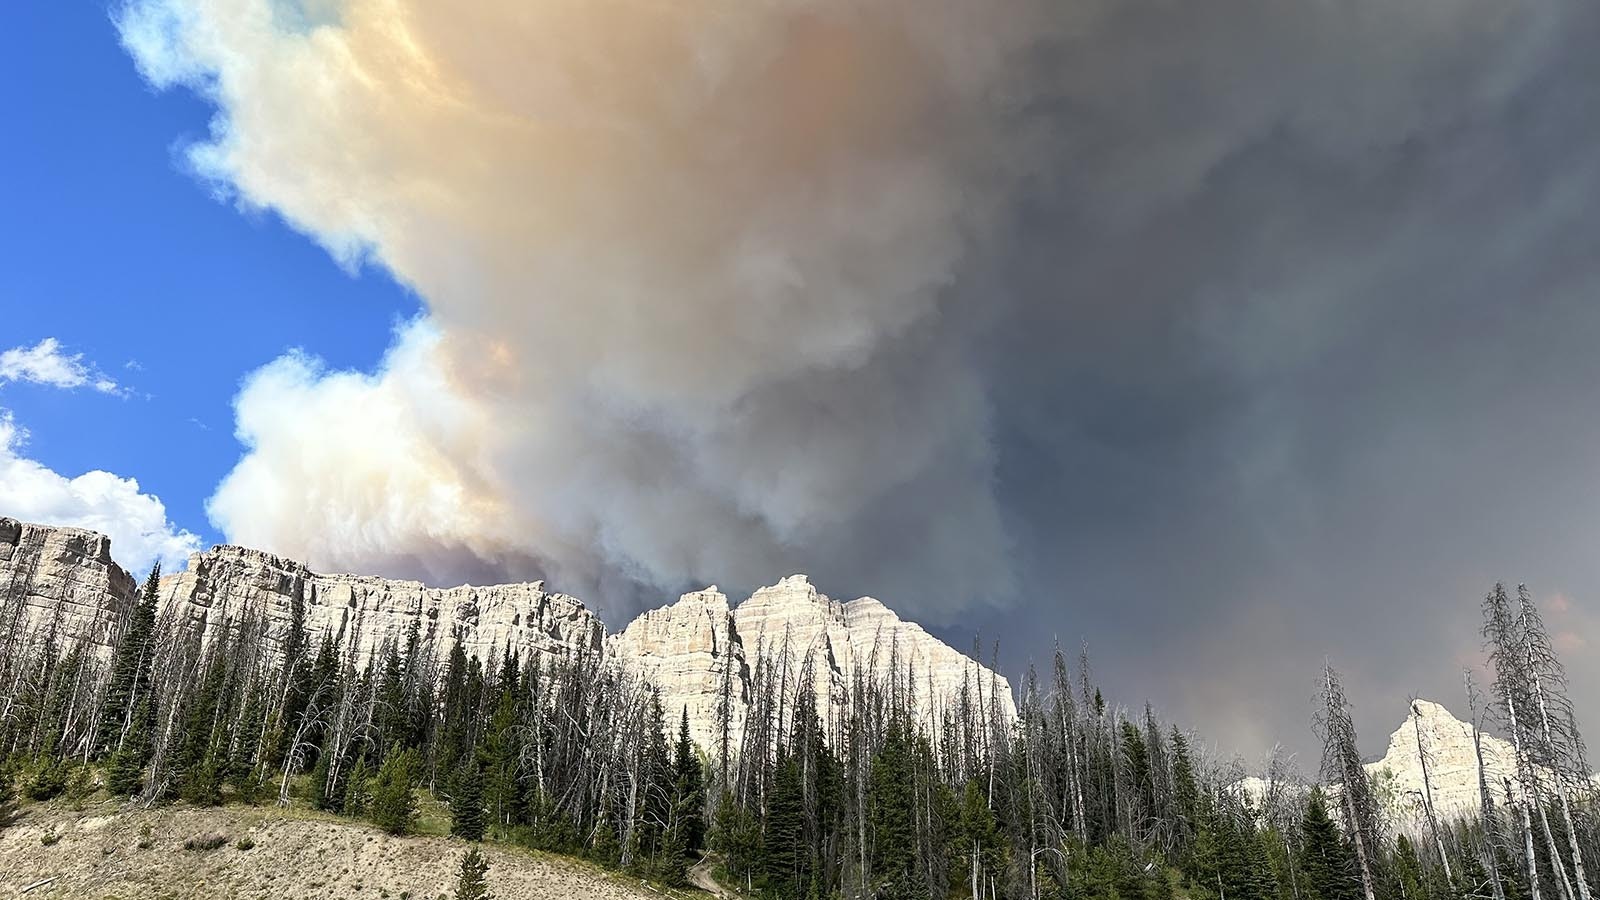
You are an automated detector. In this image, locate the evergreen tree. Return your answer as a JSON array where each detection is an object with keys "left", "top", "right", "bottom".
[
  {"left": 1395, "top": 834, "right": 1433, "bottom": 900},
  {"left": 25, "top": 756, "right": 70, "bottom": 801},
  {"left": 764, "top": 755, "right": 806, "bottom": 893},
  {"left": 97, "top": 563, "right": 161, "bottom": 755},
  {"left": 673, "top": 707, "right": 705, "bottom": 854},
  {"left": 481, "top": 690, "right": 521, "bottom": 829},
  {"left": 105, "top": 696, "right": 154, "bottom": 797},
  {"left": 713, "top": 789, "right": 761, "bottom": 889},
  {"left": 452, "top": 755, "right": 488, "bottom": 841},
  {"left": 0, "top": 759, "right": 16, "bottom": 826},
  {"left": 955, "top": 778, "right": 1003, "bottom": 896},
  {"left": 342, "top": 754, "right": 371, "bottom": 818},
  {"left": 869, "top": 721, "right": 919, "bottom": 900},
  {"left": 1171, "top": 728, "right": 1200, "bottom": 855},
  {"left": 368, "top": 744, "right": 420, "bottom": 835},
  {"left": 454, "top": 846, "right": 493, "bottom": 900},
  {"left": 591, "top": 812, "right": 622, "bottom": 866},
  {"left": 1300, "top": 789, "right": 1358, "bottom": 900}
]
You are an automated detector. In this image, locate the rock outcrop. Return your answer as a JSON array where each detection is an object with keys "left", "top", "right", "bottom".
[
  {"left": 1365, "top": 698, "right": 1520, "bottom": 827},
  {"left": 156, "top": 544, "right": 604, "bottom": 671},
  {"left": 605, "top": 587, "right": 750, "bottom": 751},
  {"left": 607, "top": 574, "right": 1017, "bottom": 751},
  {"left": 1233, "top": 699, "right": 1537, "bottom": 833},
  {"left": 0, "top": 519, "right": 1015, "bottom": 752},
  {"left": 0, "top": 517, "right": 137, "bottom": 656}
]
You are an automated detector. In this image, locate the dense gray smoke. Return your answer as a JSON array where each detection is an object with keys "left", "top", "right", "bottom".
[{"left": 120, "top": 0, "right": 1600, "bottom": 756}]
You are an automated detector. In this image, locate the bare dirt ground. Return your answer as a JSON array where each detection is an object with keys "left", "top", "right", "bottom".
[
  {"left": 0, "top": 800, "right": 702, "bottom": 900},
  {"left": 685, "top": 855, "right": 738, "bottom": 900}
]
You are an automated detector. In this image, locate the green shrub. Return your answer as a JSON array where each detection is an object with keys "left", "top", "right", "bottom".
[
  {"left": 25, "top": 758, "right": 70, "bottom": 801},
  {"left": 236, "top": 835, "right": 256, "bottom": 851}
]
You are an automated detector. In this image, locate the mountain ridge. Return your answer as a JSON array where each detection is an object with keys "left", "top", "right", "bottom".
[{"left": 0, "top": 516, "right": 1015, "bottom": 751}]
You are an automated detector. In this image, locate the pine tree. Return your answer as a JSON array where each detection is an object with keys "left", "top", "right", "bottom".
[
  {"left": 870, "top": 721, "right": 919, "bottom": 900},
  {"left": 97, "top": 563, "right": 161, "bottom": 755},
  {"left": 368, "top": 744, "right": 420, "bottom": 835},
  {"left": 673, "top": 707, "right": 705, "bottom": 854},
  {"left": 25, "top": 756, "right": 70, "bottom": 801},
  {"left": 452, "top": 755, "right": 488, "bottom": 841},
  {"left": 0, "top": 759, "right": 16, "bottom": 826},
  {"left": 454, "top": 846, "right": 493, "bottom": 900},
  {"left": 1300, "top": 789, "right": 1358, "bottom": 900},
  {"left": 105, "top": 696, "right": 154, "bottom": 796},
  {"left": 764, "top": 755, "right": 805, "bottom": 893},
  {"left": 955, "top": 778, "right": 1002, "bottom": 898},
  {"left": 712, "top": 789, "right": 760, "bottom": 888},
  {"left": 1170, "top": 728, "right": 1200, "bottom": 860},
  {"left": 342, "top": 755, "right": 371, "bottom": 818},
  {"left": 481, "top": 690, "right": 520, "bottom": 828}
]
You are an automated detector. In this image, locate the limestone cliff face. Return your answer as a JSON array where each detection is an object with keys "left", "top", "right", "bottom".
[
  {"left": 607, "top": 574, "right": 1018, "bottom": 752},
  {"left": 1, "top": 519, "right": 1016, "bottom": 752},
  {"left": 604, "top": 587, "right": 751, "bottom": 752},
  {"left": 1365, "top": 698, "right": 1521, "bottom": 826},
  {"left": 157, "top": 544, "right": 604, "bottom": 670},
  {"left": 1233, "top": 699, "right": 1533, "bottom": 831},
  {"left": 0, "top": 517, "right": 136, "bottom": 655}
]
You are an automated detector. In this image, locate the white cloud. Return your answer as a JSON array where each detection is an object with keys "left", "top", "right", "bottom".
[
  {"left": 0, "top": 411, "right": 201, "bottom": 575},
  {"left": 0, "top": 338, "right": 124, "bottom": 395}
]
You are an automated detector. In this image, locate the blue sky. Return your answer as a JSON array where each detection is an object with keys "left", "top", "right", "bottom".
[{"left": 1, "top": 3, "right": 418, "bottom": 553}]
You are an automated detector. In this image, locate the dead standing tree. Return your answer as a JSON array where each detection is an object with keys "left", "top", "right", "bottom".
[
  {"left": 1517, "top": 585, "right": 1593, "bottom": 900},
  {"left": 1317, "top": 663, "right": 1381, "bottom": 900},
  {"left": 1485, "top": 582, "right": 1575, "bottom": 900},
  {"left": 1465, "top": 668, "right": 1510, "bottom": 900},
  {"left": 1407, "top": 695, "right": 1454, "bottom": 885}
]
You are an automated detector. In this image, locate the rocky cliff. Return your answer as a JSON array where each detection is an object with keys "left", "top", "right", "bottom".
[
  {"left": 1365, "top": 698, "right": 1521, "bottom": 827},
  {"left": 1234, "top": 699, "right": 1532, "bottom": 831},
  {"left": 606, "top": 575, "right": 1018, "bottom": 751},
  {"left": 155, "top": 543, "right": 604, "bottom": 671},
  {"left": 0, "top": 517, "right": 137, "bottom": 656},
  {"left": 0, "top": 518, "right": 1014, "bottom": 752}
]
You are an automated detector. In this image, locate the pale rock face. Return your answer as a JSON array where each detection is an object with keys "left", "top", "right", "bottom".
[
  {"left": 0, "top": 517, "right": 136, "bottom": 656},
  {"left": 1, "top": 520, "right": 1017, "bottom": 753},
  {"left": 604, "top": 587, "right": 749, "bottom": 752},
  {"left": 157, "top": 544, "right": 605, "bottom": 671},
  {"left": 1232, "top": 699, "right": 1532, "bottom": 832},
  {"left": 1364, "top": 698, "right": 1520, "bottom": 827},
  {"left": 609, "top": 574, "right": 1017, "bottom": 753}
]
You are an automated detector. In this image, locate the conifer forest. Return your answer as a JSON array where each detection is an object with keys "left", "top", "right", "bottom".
[{"left": 2, "top": 567, "right": 1596, "bottom": 900}]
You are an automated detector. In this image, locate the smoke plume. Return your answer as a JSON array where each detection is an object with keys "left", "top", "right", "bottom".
[{"left": 120, "top": 0, "right": 1052, "bottom": 617}]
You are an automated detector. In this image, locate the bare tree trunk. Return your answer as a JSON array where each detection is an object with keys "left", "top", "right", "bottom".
[
  {"left": 1522, "top": 598, "right": 1592, "bottom": 900},
  {"left": 1540, "top": 801, "right": 1578, "bottom": 900},
  {"left": 1410, "top": 699, "right": 1454, "bottom": 884},
  {"left": 1467, "top": 671, "right": 1508, "bottom": 900}
]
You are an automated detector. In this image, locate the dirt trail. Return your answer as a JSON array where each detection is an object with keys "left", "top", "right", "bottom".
[{"left": 687, "top": 853, "right": 740, "bottom": 899}]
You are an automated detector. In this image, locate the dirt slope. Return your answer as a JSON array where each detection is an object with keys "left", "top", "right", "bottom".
[{"left": 0, "top": 800, "right": 699, "bottom": 900}]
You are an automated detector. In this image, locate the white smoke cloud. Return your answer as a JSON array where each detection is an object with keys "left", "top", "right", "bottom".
[
  {"left": 0, "top": 411, "right": 200, "bottom": 575},
  {"left": 115, "top": 0, "right": 1560, "bottom": 628},
  {"left": 120, "top": 0, "right": 1045, "bottom": 616}
]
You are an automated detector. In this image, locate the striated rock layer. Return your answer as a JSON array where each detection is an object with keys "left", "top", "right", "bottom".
[
  {"left": 1233, "top": 699, "right": 1564, "bottom": 833},
  {"left": 0, "top": 517, "right": 137, "bottom": 655},
  {"left": 1365, "top": 698, "right": 1521, "bottom": 826},
  {"left": 156, "top": 544, "right": 604, "bottom": 671},
  {"left": 0, "top": 518, "right": 1015, "bottom": 752},
  {"left": 607, "top": 575, "right": 1018, "bottom": 752}
]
